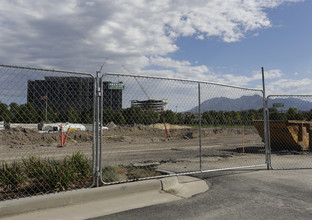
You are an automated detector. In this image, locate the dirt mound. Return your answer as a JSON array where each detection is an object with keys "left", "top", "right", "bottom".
[
  {"left": 0, "top": 127, "right": 93, "bottom": 147},
  {"left": 149, "top": 123, "right": 192, "bottom": 130}
]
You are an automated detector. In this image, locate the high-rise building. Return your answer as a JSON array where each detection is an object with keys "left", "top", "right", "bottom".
[
  {"left": 130, "top": 99, "right": 168, "bottom": 112},
  {"left": 27, "top": 77, "right": 123, "bottom": 114}
]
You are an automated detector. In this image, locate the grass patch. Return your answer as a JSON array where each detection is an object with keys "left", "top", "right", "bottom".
[
  {"left": 0, "top": 153, "right": 161, "bottom": 201},
  {"left": 0, "top": 152, "right": 92, "bottom": 200}
]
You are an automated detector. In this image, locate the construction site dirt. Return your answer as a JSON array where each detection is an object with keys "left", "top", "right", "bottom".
[{"left": 0, "top": 125, "right": 269, "bottom": 172}]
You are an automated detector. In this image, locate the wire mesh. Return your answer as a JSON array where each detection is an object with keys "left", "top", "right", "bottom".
[
  {"left": 267, "top": 95, "right": 312, "bottom": 169},
  {"left": 99, "top": 73, "right": 266, "bottom": 184},
  {"left": 0, "top": 65, "right": 95, "bottom": 201},
  {"left": 199, "top": 82, "right": 266, "bottom": 171}
]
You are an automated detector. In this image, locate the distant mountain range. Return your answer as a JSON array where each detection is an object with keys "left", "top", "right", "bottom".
[{"left": 188, "top": 95, "right": 312, "bottom": 112}]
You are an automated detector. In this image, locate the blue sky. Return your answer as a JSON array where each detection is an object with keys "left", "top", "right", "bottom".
[
  {"left": 0, "top": 0, "right": 311, "bottom": 96},
  {"left": 169, "top": 0, "right": 312, "bottom": 89}
]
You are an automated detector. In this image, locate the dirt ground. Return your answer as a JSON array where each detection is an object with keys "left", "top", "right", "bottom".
[
  {"left": 0, "top": 124, "right": 266, "bottom": 171},
  {"left": 0, "top": 124, "right": 258, "bottom": 147}
]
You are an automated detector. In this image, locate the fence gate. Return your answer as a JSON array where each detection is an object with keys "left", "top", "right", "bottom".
[
  {"left": 0, "top": 65, "right": 95, "bottom": 201},
  {"left": 267, "top": 95, "right": 312, "bottom": 169},
  {"left": 97, "top": 73, "right": 268, "bottom": 185}
]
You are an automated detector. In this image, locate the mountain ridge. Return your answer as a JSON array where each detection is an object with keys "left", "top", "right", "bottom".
[{"left": 188, "top": 95, "right": 312, "bottom": 112}]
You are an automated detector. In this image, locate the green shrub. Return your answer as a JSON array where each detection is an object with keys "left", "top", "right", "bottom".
[
  {"left": 22, "top": 156, "right": 47, "bottom": 179},
  {"left": 102, "top": 166, "right": 127, "bottom": 182},
  {"left": 1, "top": 153, "right": 161, "bottom": 200},
  {"left": 0, "top": 161, "right": 26, "bottom": 190},
  {"left": 41, "top": 159, "right": 74, "bottom": 192},
  {"left": 67, "top": 152, "right": 92, "bottom": 178},
  {"left": 20, "top": 152, "right": 92, "bottom": 192}
]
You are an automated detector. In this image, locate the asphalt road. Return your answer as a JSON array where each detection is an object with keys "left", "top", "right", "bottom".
[{"left": 90, "top": 169, "right": 312, "bottom": 220}]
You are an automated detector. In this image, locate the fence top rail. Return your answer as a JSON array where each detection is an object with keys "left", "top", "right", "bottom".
[
  {"left": 268, "top": 94, "right": 312, "bottom": 98},
  {"left": 105, "top": 72, "right": 263, "bottom": 92},
  {"left": 0, "top": 64, "right": 94, "bottom": 78}
]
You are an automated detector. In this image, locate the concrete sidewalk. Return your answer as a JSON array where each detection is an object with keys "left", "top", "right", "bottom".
[
  {"left": 0, "top": 176, "right": 209, "bottom": 220},
  {"left": 90, "top": 169, "right": 312, "bottom": 220}
]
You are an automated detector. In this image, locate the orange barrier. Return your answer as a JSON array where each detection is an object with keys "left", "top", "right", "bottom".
[
  {"left": 60, "top": 125, "right": 63, "bottom": 147},
  {"left": 164, "top": 123, "right": 169, "bottom": 138},
  {"left": 59, "top": 125, "right": 70, "bottom": 147}
]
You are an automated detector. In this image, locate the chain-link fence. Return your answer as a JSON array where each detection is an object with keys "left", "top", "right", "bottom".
[
  {"left": 99, "top": 73, "right": 267, "bottom": 184},
  {"left": 4, "top": 65, "right": 310, "bottom": 201},
  {"left": 267, "top": 95, "right": 312, "bottom": 169},
  {"left": 199, "top": 82, "right": 266, "bottom": 171},
  {"left": 0, "top": 65, "right": 95, "bottom": 201}
]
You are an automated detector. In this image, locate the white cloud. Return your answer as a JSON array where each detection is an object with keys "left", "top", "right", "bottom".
[
  {"left": 0, "top": 0, "right": 303, "bottom": 82},
  {"left": 265, "top": 78, "right": 312, "bottom": 95},
  {"left": 195, "top": 69, "right": 283, "bottom": 87},
  {"left": 196, "top": 35, "right": 204, "bottom": 40},
  {"left": 252, "top": 33, "right": 260, "bottom": 37}
]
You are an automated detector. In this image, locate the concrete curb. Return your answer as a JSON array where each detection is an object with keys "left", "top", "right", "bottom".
[
  {"left": 161, "top": 176, "right": 209, "bottom": 198},
  {"left": 0, "top": 176, "right": 209, "bottom": 218},
  {"left": 0, "top": 179, "right": 164, "bottom": 217}
]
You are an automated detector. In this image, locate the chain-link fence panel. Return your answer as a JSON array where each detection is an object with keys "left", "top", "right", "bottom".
[
  {"left": 199, "top": 82, "right": 266, "bottom": 171},
  {"left": 99, "top": 73, "right": 266, "bottom": 184},
  {"left": 0, "top": 65, "right": 95, "bottom": 201},
  {"left": 267, "top": 95, "right": 312, "bottom": 169},
  {"left": 99, "top": 74, "right": 200, "bottom": 183}
]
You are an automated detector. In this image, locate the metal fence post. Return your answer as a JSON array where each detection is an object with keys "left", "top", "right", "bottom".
[
  {"left": 198, "top": 82, "right": 202, "bottom": 172},
  {"left": 266, "top": 98, "right": 271, "bottom": 169},
  {"left": 99, "top": 74, "right": 107, "bottom": 184},
  {"left": 95, "top": 71, "right": 101, "bottom": 186},
  {"left": 262, "top": 67, "right": 271, "bottom": 170},
  {"left": 91, "top": 75, "right": 97, "bottom": 187}
]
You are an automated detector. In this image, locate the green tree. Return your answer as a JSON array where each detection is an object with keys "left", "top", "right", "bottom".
[
  {"left": 102, "top": 109, "right": 115, "bottom": 124},
  {"left": 132, "top": 107, "right": 144, "bottom": 124},
  {"left": 39, "top": 108, "right": 57, "bottom": 122},
  {"left": 66, "top": 107, "right": 79, "bottom": 123},
  {"left": 202, "top": 111, "right": 215, "bottom": 125},
  {"left": 233, "top": 111, "right": 242, "bottom": 125},
  {"left": 19, "top": 103, "right": 39, "bottom": 123},
  {"left": 160, "top": 110, "right": 178, "bottom": 124},
  {"left": 81, "top": 108, "right": 93, "bottom": 124},
  {"left": 184, "top": 113, "right": 196, "bottom": 125},
  {"left": 305, "top": 109, "right": 312, "bottom": 121},
  {"left": 113, "top": 111, "right": 126, "bottom": 125},
  {"left": 142, "top": 110, "right": 159, "bottom": 125},
  {"left": 176, "top": 113, "right": 185, "bottom": 125},
  {"left": 256, "top": 108, "right": 264, "bottom": 120},
  {"left": 269, "top": 112, "right": 287, "bottom": 120},
  {"left": 248, "top": 109, "right": 257, "bottom": 121},
  {"left": 240, "top": 111, "right": 249, "bottom": 125},
  {"left": 9, "top": 102, "right": 21, "bottom": 123},
  {"left": 217, "top": 111, "right": 228, "bottom": 125},
  {"left": 287, "top": 108, "right": 304, "bottom": 120},
  {"left": 121, "top": 107, "right": 144, "bottom": 125},
  {"left": 0, "top": 102, "right": 12, "bottom": 122}
]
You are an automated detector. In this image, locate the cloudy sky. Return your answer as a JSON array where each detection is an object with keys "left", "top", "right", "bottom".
[{"left": 0, "top": 0, "right": 311, "bottom": 95}]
